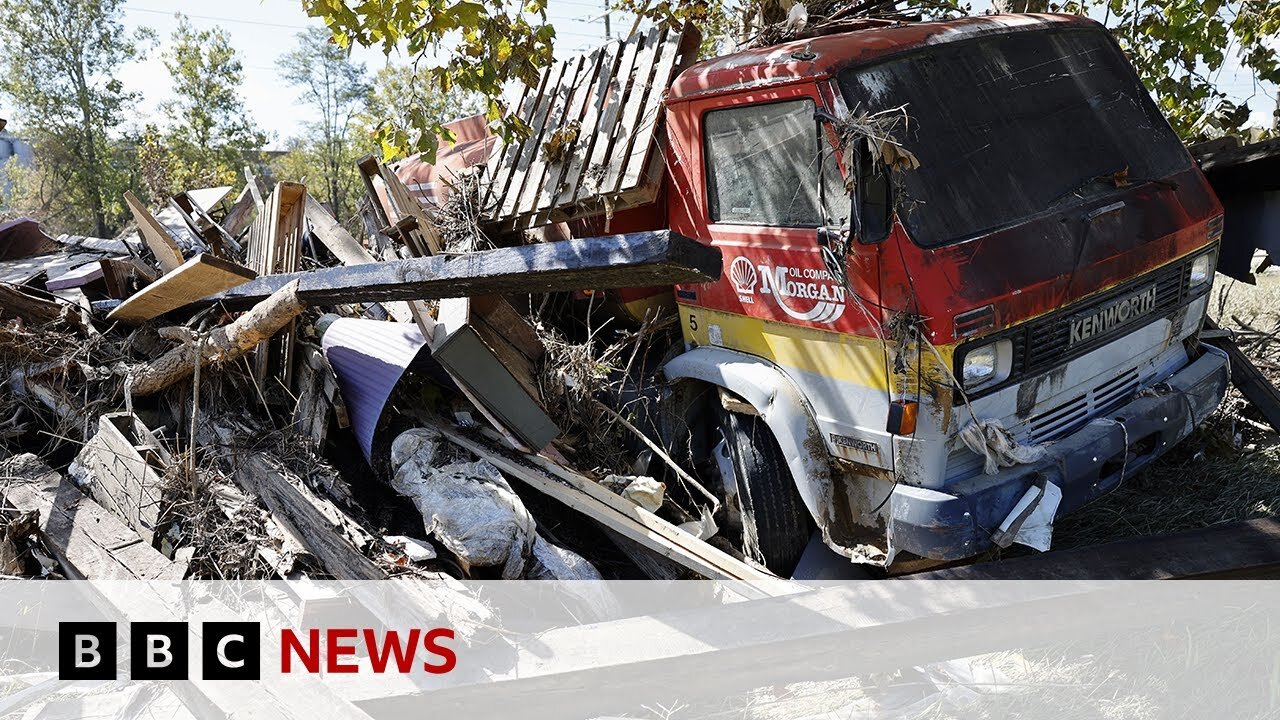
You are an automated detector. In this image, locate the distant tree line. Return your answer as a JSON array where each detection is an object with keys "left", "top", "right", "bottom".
[{"left": 0, "top": 0, "right": 478, "bottom": 236}]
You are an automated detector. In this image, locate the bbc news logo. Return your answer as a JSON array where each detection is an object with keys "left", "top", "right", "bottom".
[
  {"left": 58, "top": 622, "right": 457, "bottom": 680},
  {"left": 59, "top": 622, "right": 261, "bottom": 680}
]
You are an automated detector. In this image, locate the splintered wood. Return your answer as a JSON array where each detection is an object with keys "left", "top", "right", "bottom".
[
  {"left": 246, "top": 182, "right": 307, "bottom": 386},
  {"left": 483, "top": 25, "right": 699, "bottom": 230}
]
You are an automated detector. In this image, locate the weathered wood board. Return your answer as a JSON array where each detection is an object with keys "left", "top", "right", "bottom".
[
  {"left": 0, "top": 454, "right": 184, "bottom": 581},
  {"left": 107, "top": 253, "right": 256, "bottom": 323},
  {"left": 198, "top": 230, "right": 721, "bottom": 309},
  {"left": 123, "top": 190, "right": 185, "bottom": 273},
  {"left": 482, "top": 25, "right": 699, "bottom": 230}
]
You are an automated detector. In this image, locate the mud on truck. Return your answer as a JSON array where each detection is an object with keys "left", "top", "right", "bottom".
[{"left": 592, "top": 13, "right": 1226, "bottom": 577}]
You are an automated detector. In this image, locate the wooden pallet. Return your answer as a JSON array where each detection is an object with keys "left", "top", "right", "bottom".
[{"left": 482, "top": 25, "right": 699, "bottom": 230}]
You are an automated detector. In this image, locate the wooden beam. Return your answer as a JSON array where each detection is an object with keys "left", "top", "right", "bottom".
[
  {"left": 431, "top": 422, "right": 792, "bottom": 587},
  {"left": 107, "top": 253, "right": 256, "bottom": 324},
  {"left": 123, "top": 191, "right": 184, "bottom": 273},
  {"left": 1205, "top": 318, "right": 1280, "bottom": 432},
  {"left": 199, "top": 230, "right": 722, "bottom": 310},
  {"left": 200, "top": 419, "right": 387, "bottom": 581},
  {"left": 0, "top": 454, "right": 184, "bottom": 581},
  {"left": 305, "top": 193, "right": 376, "bottom": 266}
]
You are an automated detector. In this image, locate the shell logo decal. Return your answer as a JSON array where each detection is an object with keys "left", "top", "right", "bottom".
[
  {"left": 728, "top": 256, "right": 846, "bottom": 324},
  {"left": 729, "top": 256, "right": 758, "bottom": 295}
]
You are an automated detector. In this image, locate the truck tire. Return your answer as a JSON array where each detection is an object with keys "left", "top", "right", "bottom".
[{"left": 719, "top": 410, "right": 815, "bottom": 576}]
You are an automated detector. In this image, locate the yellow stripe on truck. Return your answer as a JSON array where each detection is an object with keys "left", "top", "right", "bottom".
[
  {"left": 678, "top": 305, "right": 960, "bottom": 393},
  {"left": 679, "top": 305, "right": 882, "bottom": 389}
]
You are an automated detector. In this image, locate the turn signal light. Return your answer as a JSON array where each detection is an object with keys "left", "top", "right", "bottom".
[{"left": 886, "top": 400, "right": 918, "bottom": 436}]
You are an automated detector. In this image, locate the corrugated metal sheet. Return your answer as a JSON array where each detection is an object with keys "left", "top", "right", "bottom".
[{"left": 320, "top": 318, "right": 428, "bottom": 460}]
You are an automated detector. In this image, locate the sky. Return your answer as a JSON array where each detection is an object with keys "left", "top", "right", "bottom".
[
  {"left": 115, "top": 0, "right": 643, "bottom": 150},
  {"left": 82, "top": 1, "right": 1280, "bottom": 150}
]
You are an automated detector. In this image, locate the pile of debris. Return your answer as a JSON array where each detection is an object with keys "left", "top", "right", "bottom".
[{"left": 0, "top": 151, "right": 754, "bottom": 586}]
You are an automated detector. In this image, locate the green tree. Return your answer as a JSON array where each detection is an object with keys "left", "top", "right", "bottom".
[
  {"left": 0, "top": 0, "right": 151, "bottom": 236},
  {"left": 1059, "top": 1, "right": 1279, "bottom": 139},
  {"left": 359, "top": 63, "right": 485, "bottom": 160},
  {"left": 278, "top": 27, "right": 371, "bottom": 219},
  {"left": 159, "top": 16, "right": 268, "bottom": 193},
  {"left": 302, "top": 0, "right": 555, "bottom": 161}
]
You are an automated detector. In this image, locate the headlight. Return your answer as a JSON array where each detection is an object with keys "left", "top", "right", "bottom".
[
  {"left": 1190, "top": 251, "right": 1215, "bottom": 287},
  {"left": 960, "top": 339, "right": 1012, "bottom": 389}
]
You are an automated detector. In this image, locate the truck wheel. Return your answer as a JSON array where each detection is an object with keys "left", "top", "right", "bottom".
[{"left": 719, "top": 410, "right": 815, "bottom": 576}]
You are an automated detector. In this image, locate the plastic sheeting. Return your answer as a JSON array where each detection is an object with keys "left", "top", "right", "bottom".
[{"left": 389, "top": 428, "right": 602, "bottom": 580}]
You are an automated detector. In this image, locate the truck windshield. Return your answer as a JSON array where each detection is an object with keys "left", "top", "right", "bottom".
[{"left": 837, "top": 28, "right": 1191, "bottom": 247}]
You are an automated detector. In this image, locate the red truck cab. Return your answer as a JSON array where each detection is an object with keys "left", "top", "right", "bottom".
[{"left": 658, "top": 14, "right": 1228, "bottom": 573}]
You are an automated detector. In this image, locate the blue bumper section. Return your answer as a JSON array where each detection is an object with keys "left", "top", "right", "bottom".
[{"left": 889, "top": 349, "right": 1231, "bottom": 561}]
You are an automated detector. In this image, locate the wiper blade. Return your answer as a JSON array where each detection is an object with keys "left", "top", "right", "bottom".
[
  {"left": 1047, "top": 166, "right": 1130, "bottom": 210},
  {"left": 1046, "top": 166, "right": 1175, "bottom": 212}
]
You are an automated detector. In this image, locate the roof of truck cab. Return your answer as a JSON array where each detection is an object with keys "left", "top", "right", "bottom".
[{"left": 667, "top": 13, "right": 1100, "bottom": 102}]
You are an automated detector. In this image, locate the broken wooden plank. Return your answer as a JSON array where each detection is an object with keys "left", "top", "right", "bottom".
[
  {"left": 303, "top": 194, "right": 417, "bottom": 325},
  {"left": 44, "top": 260, "right": 104, "bottom": 292},
  {"left": 0, "top": 453, "right": 185, "bottom": 580},
  {"left": 73, "top": 413, "right": 173, "bottom": 545},
  {"left": 98, "top": 257, "right": 154, "bottom": 300},
  {"left": 293, "top": 345, "right": 332, "bottom": 449},
  {"left": 201, "top": 419, "right": 387, "bottom": 581},
  {"left": 0, "top": 283, "right": 63, "bottom": 324},
  {"left": 554, "top": 40, "right": 624, "bottom": 208},
  {"left": 172, "top": 191, "right": 238, "bottom": 258},
  {"left": 107, "top": 253, "right": 256, "bottom": 324},
  {"left": 244, "top": 166, "right": 267, "bottom": 213},
  {"left": 223, "top": 184, "right": 258, "bottom": 237},
  {"left": 357, "top": 156, "right": 394, "bottom": 230},
  {"left": 305, "top": 193, "right": 376, "bottom": 266},
  {"left": 432, "top": 423, "right": 787, "bottom": 586},
  {"left": 201, "top": 230, "right": 722, "bottom": 309},
  {"left": 123, "top": 190, "right": 185, "bottom": 273},
  {"left": 1206, "top": 325, "right": 1280, "bottom": 432},
  {"left": 185, "top": 185, "right": 233, "bottom": 214}
]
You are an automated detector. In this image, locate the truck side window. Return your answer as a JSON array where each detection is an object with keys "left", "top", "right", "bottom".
[
  {"left": 705, "top": 99, "right": 833, "bottom": 227},
  {"left": 855, "top": 137, "right": 892, "bottom": 242}
]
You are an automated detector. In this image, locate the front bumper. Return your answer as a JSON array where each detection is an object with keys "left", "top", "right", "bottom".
[{"left": 889, "top": 348, "right": 1230, "bottom": 561}]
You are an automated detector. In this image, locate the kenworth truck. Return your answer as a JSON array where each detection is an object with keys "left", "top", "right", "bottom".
[
  {"left": 419, "top": 13, "right": 1229, "bottom": 575},
  {"left": 638, "top": 13, "right": 1229, "bottom": 574}
]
